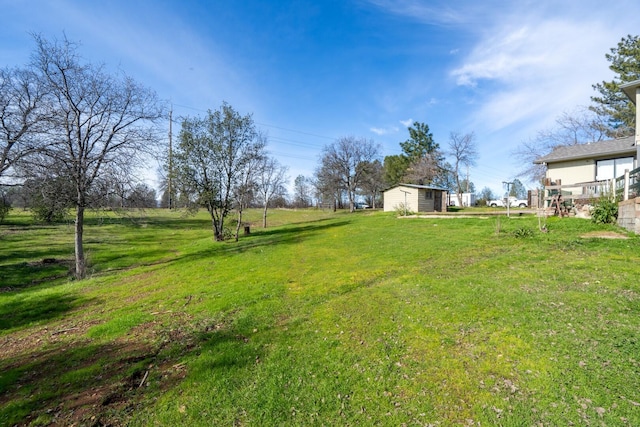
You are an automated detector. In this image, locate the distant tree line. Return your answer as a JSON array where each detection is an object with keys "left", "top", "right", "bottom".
[{"left": 300, "top": 122, "right": 478, "bottom": 211}]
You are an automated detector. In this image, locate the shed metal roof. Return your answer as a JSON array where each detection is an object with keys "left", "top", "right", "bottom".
[{"left": 383, "top": 183, "right": 448, "bottom": 192}]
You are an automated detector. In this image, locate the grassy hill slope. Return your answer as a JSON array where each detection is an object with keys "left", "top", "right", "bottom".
[{"left": 1, "top": 209, "right": 639, "bottom": 426}]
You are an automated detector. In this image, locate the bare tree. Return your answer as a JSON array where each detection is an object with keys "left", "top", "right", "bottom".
[
  {"left": 313, "top": 167, "right": 340, "bottom": 210},
  {"left": 255, "top": 156, "right": 288, "bottom": 227},
  {"left": 358, "top": 159, "right": 384, "bottom": 208},
  {"left": 0, "top": 66, "right": 48, "bottom": 180},
  {"left": 31, "top": 34, "right": 165, "bottom": 279},
  {"left": 292, "top": 175, "right": 312, "bottom": 208},
  {"left": 513, "top": 107, "right": 607, "bottom": 184},
  {"left": 318, "top": 136, "right": 380, "bottom": 212},
  {"left": 448, "top": 131, "right": 478, "bottom": 207},
  {"left": 173, "top": 103, "right": 265, "bottom": 241},
  {"left": 402, "top": 152, "right": 444, "bottom": 185},
  {"left": 232, "top": 135, "right": 266, "bottom": 240}
]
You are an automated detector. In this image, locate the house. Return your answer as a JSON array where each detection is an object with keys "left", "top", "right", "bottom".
[
  {"left": 533, "top": 135, "right": 637, "bottom": 187},
  {"left": 534, "top": 79, "right": 640, "bottom": 192},
  {"left": 383, "top": 184, "right": 447, "bottom": 213},
  {"left": 533, "top": 78, "right": 640, "bottom": 233}
]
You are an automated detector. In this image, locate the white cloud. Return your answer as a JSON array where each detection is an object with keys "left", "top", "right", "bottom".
[
  {"left": 400, "top": 118, "right": 413, "bottom": 127},
  {"left": 450, "top": 15, "right": 623, "bottom": 134},
  {"left": 365, "top": 0, "right": 493, "bottom": 26},
  {"left": 370, "top": 126, "right": 399, "bottom": 135},
  {"left": 451, "top": 24, "right": 558, "bottom": 87}
]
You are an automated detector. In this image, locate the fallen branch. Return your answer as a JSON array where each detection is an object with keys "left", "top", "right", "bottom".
[
  {"left": 51, "top": 327, "right": 79, "bottom": 336},
  {"left": 138, "top": 370, "right": 149, "bottom": 388}
]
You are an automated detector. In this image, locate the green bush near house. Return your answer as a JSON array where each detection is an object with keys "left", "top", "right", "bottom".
[{"left": 590, "top": 197, "right": 618, "bottom": 224}]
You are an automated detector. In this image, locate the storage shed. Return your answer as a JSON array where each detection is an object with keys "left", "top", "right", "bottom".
[{"left": 383, "top": 184, "right": 447, "bottom": 213}]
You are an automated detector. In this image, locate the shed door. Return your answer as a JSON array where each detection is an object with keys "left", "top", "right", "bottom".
[{"left": 434, "top": 191, "right": 442, "bottom": 212}]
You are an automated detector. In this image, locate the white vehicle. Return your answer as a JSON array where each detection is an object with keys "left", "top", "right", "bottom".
[{"left": 487, "top": 196, "right": 528, "bottom": 208}]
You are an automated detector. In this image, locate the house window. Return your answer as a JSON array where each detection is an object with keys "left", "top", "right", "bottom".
[
  {"left": 425, "top": 190, "right": 433, "bottom": 199},
  {"left": 596, "top": 157, "right": 634, "bottom": 180}
]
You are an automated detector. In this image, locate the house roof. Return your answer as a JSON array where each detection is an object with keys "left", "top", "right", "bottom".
[
  {"left": 620, "top": 79, "right": 640, "bottom": 104},
  {"left": 384, "top": 183, "right": 447, "bottom": 192},
  {"left": 533, "top": 136, "right": 636, "bottom": 164}
]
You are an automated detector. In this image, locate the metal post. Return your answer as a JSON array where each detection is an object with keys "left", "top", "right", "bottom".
[{"left": 502, "top": 181, "right": 513, "bottom": 218}]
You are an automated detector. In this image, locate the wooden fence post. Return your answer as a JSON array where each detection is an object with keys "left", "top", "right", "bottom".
[{"left": 624, "top": 169, "right": 630, "bottom": 201}]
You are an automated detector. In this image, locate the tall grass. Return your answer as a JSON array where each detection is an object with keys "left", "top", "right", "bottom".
[{"left": 1, "top": 209, "right": 639, "bottom": 426}]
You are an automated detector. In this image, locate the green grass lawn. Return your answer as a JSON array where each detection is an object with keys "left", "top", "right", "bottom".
[{"left": 1, "top": 208, "right": 639, "bottom": 426}]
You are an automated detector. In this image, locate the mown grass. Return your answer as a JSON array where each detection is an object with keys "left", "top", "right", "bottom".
[{"left": 1, "top": 208, "right": 639, "bottom": 426}]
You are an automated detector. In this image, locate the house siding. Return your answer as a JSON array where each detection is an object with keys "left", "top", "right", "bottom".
[
  {"left": 546, "top": 159, "right": 595, "bottom": 184},
  {"left": 546, "top": 156, "right": 638, "bottom": 185}
]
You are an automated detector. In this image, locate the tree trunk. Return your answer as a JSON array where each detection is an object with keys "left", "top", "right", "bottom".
[
  {"left": 262, "top": 203, "right": 268, "bottom": 228},
  {"left": 212, "top": 217, "right": 224, "bottom": 241},
  {"left": 235, "top": 209, "right": 243, "bottom": 242},
  {"left": 211, "top": 217, "right": 218, "bottom": 239},
  {"left": 217, "top": 213, "right": 227, "bottom": 241},
  {"left": 74, "top": 205, "right": 86, "bottom": 279},
  {"left": 208, "top": 203, "right": 225, "bottom": 241}
]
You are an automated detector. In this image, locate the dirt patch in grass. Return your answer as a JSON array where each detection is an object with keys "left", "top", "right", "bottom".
[
  {"left": 0, "top": 309, "right": 231, "bottom": 426},
  {"left": 0, "top": 318, "right": 102, "bottom": 360},
  {"left": 580, "top": 231, "right": 629, "bottom": 239}
]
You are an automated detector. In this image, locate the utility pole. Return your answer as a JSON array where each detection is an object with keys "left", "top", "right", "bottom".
[{"left": 168, "top": 107, "right": 173, "bottom": 210}]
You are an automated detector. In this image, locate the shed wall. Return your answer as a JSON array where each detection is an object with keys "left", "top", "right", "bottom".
[
  {"left": 383, "top": 187, "right": 416, "bottom": 212},
  {"left": 383, "top": 186, "right": 442, "bottom": 212}
]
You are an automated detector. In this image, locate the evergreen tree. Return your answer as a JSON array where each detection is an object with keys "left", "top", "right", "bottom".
[
  {"left": 400, "top": 122, "right": 439, "bottom": 161},
  {"left": 591, "top": 35, "right": 640, "bottom": 137},
  {"left": 509, "top": 179, "right": 527, "bottom": 199},
  {"left": 382, "top": 154, "right": 408, "bottom": 187}
]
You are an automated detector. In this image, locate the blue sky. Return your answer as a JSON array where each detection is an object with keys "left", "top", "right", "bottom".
[{"left": 2, "top": 0, "right": 640, "bottom": 196}]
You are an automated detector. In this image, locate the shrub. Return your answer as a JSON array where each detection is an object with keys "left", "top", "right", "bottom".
[
  {"left": 31, "top": 204, "right": 69, "bottom": 223},
  {"left": 22, "top": 177, "right": 73, "bottom": 223},
  {"left": 394, "top": 203, "right": 414, "bottom": 216},
  {"left": 590, "top": 197, "right": 618, "bottom": 225},
  {"left": 513, "top": 226, "right": 534, "bottom": 238}
]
